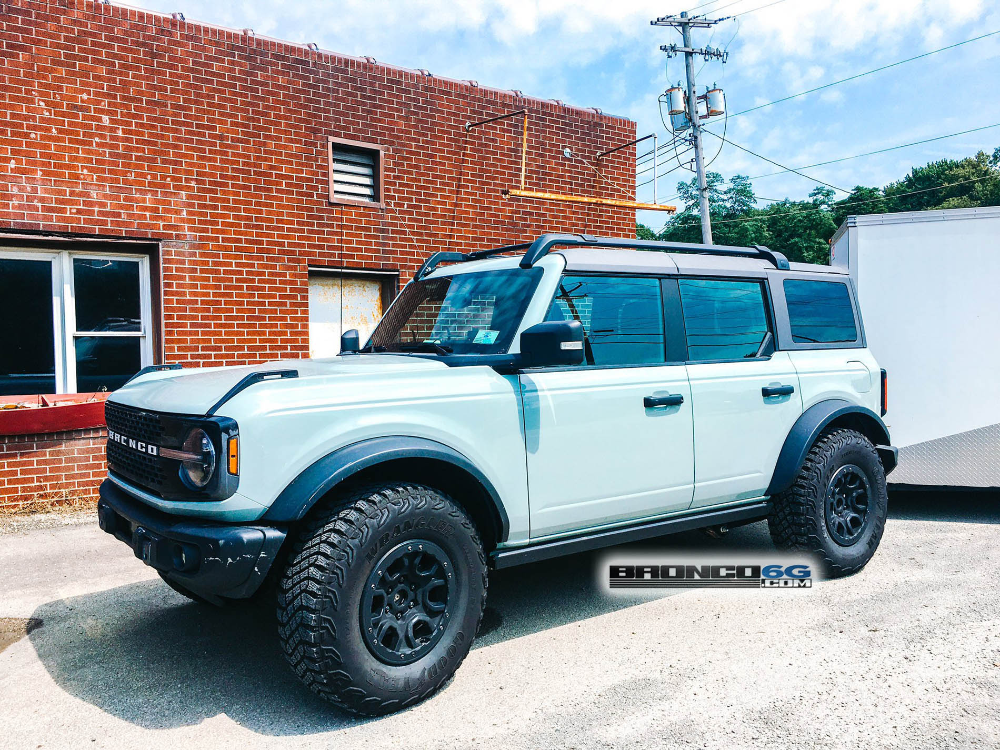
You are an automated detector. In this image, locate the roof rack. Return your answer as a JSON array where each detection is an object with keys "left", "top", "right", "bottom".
[
  {"left": 519, "top": 233, "right": 790, "bottom": 270},
  {"left": 414, "top": 233, "right": 789, "bottom": 280},
  {"left": 414, "top": 242, "right": 533, "bottom": 280}
]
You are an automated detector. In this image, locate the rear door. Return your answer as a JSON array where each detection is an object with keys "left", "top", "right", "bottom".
[
  {"left": 677, "top": 277, "right": 803, "bottom": 507},
  {"left": 520, "top": 274, "right": 694, "bottom": 539}
]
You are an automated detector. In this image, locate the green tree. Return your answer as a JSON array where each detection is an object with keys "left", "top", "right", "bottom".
[
  {"left": 722, "top": 174, "right": 756, "bottom": 216},
  {"left": 832, "top": 186, "right": 885, "bottom": 228},
  {"left": 636, "top": 222, "right": 658, "bottom": 240},
  {"left": 638, "top": 146, "right": 1000, "bottom": 265},
  {"left": 884, "top": 151, "right": 1000, "bottom": 212}
]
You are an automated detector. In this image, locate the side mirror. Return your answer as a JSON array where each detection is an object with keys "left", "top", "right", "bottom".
[
  {"left": 519, "top": 321, "right": 585, "bottom": 368},
  {"left": 340, "top": 329, "right": 361, "bottom": 354}
]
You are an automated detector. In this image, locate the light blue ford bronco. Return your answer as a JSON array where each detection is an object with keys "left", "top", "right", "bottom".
[{"left": 97, "top": 234, "right": 897, "bottom": 714}]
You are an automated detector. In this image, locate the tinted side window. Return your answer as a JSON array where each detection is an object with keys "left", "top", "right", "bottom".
[
  {"left": 546, "top": 276, "right": 665, "bottom": 366},
  {"left": 678, "top": 278, "right": 770, "bottom": 361},
  {"left": 783, "top": 280, "right": 858, "bottom": 344}
]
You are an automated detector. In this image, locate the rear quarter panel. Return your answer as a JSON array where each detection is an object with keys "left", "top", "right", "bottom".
[{"left": 788, "top": 348, "right": 882, "bottom": 418}]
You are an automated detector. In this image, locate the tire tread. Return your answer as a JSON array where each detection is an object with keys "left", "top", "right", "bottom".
[
  {"left": 768, "top": 428, "right": 886, "bottom": 578},
  {"left": 276, "top": 483, "right": 487, "bottom": 715}
]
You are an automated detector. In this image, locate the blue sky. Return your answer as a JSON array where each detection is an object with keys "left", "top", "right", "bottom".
[{"left": 131, "top": 0, "right": 1000, "bottom": 230}]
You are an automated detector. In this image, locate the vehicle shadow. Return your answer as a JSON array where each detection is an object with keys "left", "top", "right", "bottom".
[
  {"left": 27, "top": 490, "right": 994, "bottom": 735},
  {"left": 27, "top": 521, "right": 775, "bottom": 735}
]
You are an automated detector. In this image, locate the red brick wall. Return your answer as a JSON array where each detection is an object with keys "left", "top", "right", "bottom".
[
  {"left": 0, "top": 0, "right": 638, "bottom": 367},
  {"left": 0, "top": 0, "right": 637, "bottom": 510},
  {"left": 0, "top": 428, "right": 106, "bottom": 512}
]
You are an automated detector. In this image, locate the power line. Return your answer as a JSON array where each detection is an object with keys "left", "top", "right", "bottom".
[
  {"left": 747, "top": 121, "right": 1000, "bottom": 181},
  {"left": 704, "top": 174, "right": 997, "bottom": 225},
  {"left": 702, "top": 129, "right": 850, "bottom": 192},
  {"left": 637, "top": 132, "right": 687, "bottom": 170},
  {"left": 682, "top": 0, "right": 733, "bottom": 17},
  {"left": 637, "top": 136, "right": 688, "bottom": 176},
  {"left": 729, "top": 29, "right": 1000, "bottom": 119},
  {"left": 640, "top": 26, "right": 1000, "bottom": 171},
  {"left": 729, "top": 0, "right": 789, "bottom": 18},
  {"left": 651, "top": 120, "right": 1000, "bottom": 181},
  {"left": 694, "top": 0, "right": 750, "bottom": 17},
  {"left": 637, "top": 154, "right": 696, "bottom": 189}
]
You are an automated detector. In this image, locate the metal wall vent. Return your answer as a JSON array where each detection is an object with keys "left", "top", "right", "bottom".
[{"left": 331, "top": 148, "right": 377, "bottom": 202}]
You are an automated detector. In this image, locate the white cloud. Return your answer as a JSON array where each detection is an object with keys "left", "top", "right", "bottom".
[{"left": 126, "top": 0, "right": 1000, "bottom": 203}]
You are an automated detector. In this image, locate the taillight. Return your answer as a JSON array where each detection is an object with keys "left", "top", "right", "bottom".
[{"left": 880, "top": 369, "right": 888, "bottom": 417}]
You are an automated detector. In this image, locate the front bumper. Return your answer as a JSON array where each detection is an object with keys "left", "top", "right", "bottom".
[{"left": 97, "top": 479, "right": 286, "bottom": 600}]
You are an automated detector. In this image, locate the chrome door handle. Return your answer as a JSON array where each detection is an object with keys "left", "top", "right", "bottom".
[
  {"left": 762, "top": 384, "right": 795, "bottom": 398},
  {"left": 644, "top": 394, "right": 684, "bottom": 408}
]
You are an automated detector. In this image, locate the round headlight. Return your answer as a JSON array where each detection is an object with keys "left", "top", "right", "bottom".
[{"left": 179, "top": 428, "right": 216, "bottom": 490}]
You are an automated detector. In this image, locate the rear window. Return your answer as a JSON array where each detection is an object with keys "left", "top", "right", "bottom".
[
  {"left": 783, "top": 280, "right": 858, "bottom": 344},
  {"left": 678, "top": 278, "right": 770, "bottom": 361}
]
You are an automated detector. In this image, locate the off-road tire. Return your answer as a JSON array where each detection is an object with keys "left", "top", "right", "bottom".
[
  {"left": 768, "top": 428, "right": 887, "bottom": 578},
  {"left": 277, "top": 483, "right": 487, "bottom": 715}
]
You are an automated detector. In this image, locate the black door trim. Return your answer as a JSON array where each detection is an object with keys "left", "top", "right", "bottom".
[{"left": 491, "top": 501, "right": 771, "bottom": 569}]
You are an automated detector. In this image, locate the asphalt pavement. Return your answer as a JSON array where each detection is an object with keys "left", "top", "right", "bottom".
[{"left": 1, "top": 491, "right": 998, "bottom": 749}]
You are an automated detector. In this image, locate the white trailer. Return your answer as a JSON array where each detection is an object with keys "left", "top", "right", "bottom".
[{"left": 831, "top": 206, "right": 1000, "bottom": 488}]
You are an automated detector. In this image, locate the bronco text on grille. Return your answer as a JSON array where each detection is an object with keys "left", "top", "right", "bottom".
[{"left": 105, "top": 402, "right": 167, "bottom": 492}]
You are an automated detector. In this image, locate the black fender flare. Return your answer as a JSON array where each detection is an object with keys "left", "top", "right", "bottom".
[
  {"left": 261, "top": 436, "right": 509, "bottom": 543},
  {"left": 766, "top": 399, "right": 895, "bottom": 496}
]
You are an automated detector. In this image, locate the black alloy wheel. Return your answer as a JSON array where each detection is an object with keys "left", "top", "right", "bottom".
[
  {"left": 824, "top": 464, "right": 873, "bottom": 546},
  {"left": 361, "top": 540, "right": 454, "bottom": 665}
]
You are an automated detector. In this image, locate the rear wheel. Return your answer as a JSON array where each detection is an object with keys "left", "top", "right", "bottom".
[
  {"left": 768, "top": 428, "right": 888, "bottom": 577},
  {"left": 277, "top": 483, "right": 487, "bottom": 715}
]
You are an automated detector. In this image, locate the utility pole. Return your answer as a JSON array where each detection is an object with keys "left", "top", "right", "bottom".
[{"left": 651, "top": 11, "right": 728, "bottom": 244}]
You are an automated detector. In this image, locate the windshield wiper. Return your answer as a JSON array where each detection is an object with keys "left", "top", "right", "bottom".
[{"left": 398, "top": 342, "right": 453, "bottom": 356}]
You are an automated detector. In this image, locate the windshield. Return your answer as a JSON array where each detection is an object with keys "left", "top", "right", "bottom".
[{"left": 366, "top": 268, "right": 543, "bottom": 355}]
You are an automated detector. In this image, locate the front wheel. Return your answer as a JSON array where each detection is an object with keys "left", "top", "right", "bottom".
[
  {"left": 768, "top": 428, "right": 888, "bottom": 577},
  {"left": 277, "top": 483, "right": 487, "bottom": 715}
]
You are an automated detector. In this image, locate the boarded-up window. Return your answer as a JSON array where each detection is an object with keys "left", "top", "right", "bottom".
[
  {"left": 328, "top": 138, "right": 383, "bottom": 205},
  {"left": 308, "top": 272, "right": 397, "bottom": 357}
]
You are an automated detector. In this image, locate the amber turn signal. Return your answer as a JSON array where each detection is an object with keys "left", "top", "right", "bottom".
[{"left": 228, "top": 435, "right": 239, "bottom": 475}]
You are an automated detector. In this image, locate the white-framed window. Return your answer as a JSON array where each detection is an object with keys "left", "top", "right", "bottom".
[{"left": 0, "top": 247, "right": 154, "bottom": 396}]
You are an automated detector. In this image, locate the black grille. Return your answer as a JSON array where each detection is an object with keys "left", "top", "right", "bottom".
[
  {"left": 105, "top": 401, "right": 164, "bottom": 446},
  {"left": 105, "top": 402, "right": 166, "bottom": 492},
  {"left": 107, "top": 441, "right": 165, "bottom": 489}
]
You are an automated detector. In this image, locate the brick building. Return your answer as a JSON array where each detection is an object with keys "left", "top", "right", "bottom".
[{"left": 0, "top": 0, "right": 637, "bottom": 511}]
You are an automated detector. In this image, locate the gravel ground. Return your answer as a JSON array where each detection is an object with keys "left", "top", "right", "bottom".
[{"left": 1, "top": 491, "right": 998, "bottom": 750}]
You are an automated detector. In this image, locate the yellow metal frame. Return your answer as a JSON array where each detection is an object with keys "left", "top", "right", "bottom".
[
  {"left": 513, "top": 115, "right": 675, "bottom": 213},
  {"left": 504, "top": 188, "right": 676, "bottom": 212},
  {"left": 464, "top": 108, "right": 676, "bottom": 214}
]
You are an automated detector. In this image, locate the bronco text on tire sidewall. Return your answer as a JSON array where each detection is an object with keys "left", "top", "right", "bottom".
[{"left": 276, "top": 483, "right": 487, "bottom": 715}]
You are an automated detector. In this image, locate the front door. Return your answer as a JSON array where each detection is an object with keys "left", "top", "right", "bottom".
[
  {"left": 675, "top": 277, "right": 803, "bottom": 507},
  {"left": 521, "top": 275, "right": 695, "bottom": 539}
]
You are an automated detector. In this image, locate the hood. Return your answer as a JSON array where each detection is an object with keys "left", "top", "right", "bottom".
[{"left": 108, "top": 355, "right": 448, "bottom": 415}]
